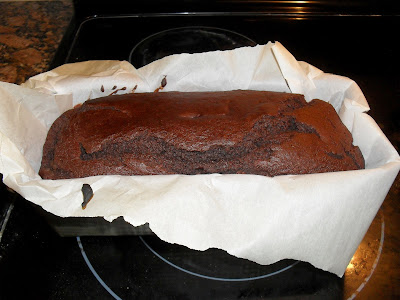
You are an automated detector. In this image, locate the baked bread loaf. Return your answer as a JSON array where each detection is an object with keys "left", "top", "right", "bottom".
[{"left": 39, "top": 90, "right": 364, "bottom": 179}]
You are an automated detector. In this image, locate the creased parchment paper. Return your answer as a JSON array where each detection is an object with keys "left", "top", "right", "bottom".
[{"left": 1, "top": 42, "right": 399, "bottom": 276}]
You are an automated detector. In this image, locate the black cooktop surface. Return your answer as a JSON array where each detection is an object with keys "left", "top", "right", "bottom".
[
  {"left": 1, "top": 9, "right": 400, "bottom": 300},
  {"left": 0, "top": 192, "right": 391, "bottom": 299}
]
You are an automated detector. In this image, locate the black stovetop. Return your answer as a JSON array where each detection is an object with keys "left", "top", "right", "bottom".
[
  {"left": 1, "top": 3, "right": 400, "bottom": 299},
  {"left": 0, "top": 190, "right": 394, "bottom": 299}
]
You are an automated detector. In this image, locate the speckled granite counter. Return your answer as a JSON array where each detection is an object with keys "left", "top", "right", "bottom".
[
  {"left": 0, "top": 5, "right": 74, "bottom": 296},
  {"left": 0, "top": 1, "right": 73, "bottom": 84}
]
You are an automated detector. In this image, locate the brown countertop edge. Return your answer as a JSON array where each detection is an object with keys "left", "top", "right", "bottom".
[{"left": 0, "top": 1, "right": 73, "bottom": 84}]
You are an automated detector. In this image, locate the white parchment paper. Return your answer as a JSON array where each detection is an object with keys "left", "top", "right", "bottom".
[{"left": 1, "top": 42, "right": 399, "bottom": 276}]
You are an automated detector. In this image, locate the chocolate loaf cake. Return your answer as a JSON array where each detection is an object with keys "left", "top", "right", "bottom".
[{"left": 39, "top": 90, "right": 364, "bottom": 179}]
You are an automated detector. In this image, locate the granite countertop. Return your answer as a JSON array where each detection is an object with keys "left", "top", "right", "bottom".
[
  {"left": 0, "top": 0, "right": 73, "bottom": 240},
  {"left": 0, "top": 4, "right": 74, "bottom": 295},
  {"left": 0, "top": 0, "right": 73, "bottom": 84}
]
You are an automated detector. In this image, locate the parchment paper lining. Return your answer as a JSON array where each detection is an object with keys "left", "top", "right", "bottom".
[{"left": 0, "top": 42, "right": 399, "bottom": 276}]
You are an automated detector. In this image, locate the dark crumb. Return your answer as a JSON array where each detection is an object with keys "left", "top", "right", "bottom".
[
  {"left": 161, "top": 75, "right": 167, "bottom": 88},
  {"left": 109, "top": 86, "right": 127, "bottom": 96},
  {"left": 154, "top": 75, "right": 167, "bottom": 92},
  {"left": 81, "top": 183, "right": 93, "bottom": 209}
]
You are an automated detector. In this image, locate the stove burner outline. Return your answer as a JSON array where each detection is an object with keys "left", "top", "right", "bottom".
[
  {"left": 77, "top": 236, "right": 122, "bottom": 300},
  {"left": 139, "top": 236, "right": 300, "bottom": 282},
  {"left": 77, "top": 212, "right": 385, "bottom": 299},
  {"left": 0, "top": 202, "right": 14, "bottom": 243},
  {"left": 128, "top": 26, "right": 257, "bottom": 68}
]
